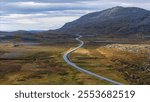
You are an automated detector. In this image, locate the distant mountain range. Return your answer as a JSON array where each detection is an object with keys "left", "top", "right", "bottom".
[
  {"left": 0, "top": 30, "right": 32, "bottom": 36},
  {"left": 58, "top": 6, "right": 150, "bottom": 35}
]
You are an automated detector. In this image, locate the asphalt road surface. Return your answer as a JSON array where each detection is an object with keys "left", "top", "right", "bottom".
[{"left": 63, "top": 35, "right": 124, "bottom": 85}]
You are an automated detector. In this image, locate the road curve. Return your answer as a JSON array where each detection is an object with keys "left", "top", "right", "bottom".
[{"left": 63, "top": 35, "right": 124, "bottom": 85}]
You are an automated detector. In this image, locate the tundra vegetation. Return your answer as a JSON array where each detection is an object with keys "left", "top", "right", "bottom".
[
  {"left": 70, "top": 35, "right": 150, "bottom": 84},
  {"left": 0, "top": 32, "right": 149, "bottom": 85},
  {"left": 0, "top": 33, "right": 107, "bottom": 85}
]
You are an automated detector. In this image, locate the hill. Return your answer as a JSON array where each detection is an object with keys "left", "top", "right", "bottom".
[{"left": 58, "top": 6, "right": 150, "bottom": 36}]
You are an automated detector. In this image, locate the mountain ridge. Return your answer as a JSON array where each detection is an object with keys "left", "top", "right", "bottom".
[{"left": 58, "top": 6, "right": 150, "bottom": 36}]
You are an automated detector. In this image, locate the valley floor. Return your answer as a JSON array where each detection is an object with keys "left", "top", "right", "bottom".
[
  {"left": 70, "top": 35, "right": 150, "bottom": 84},
  {"left": 0, "top": 34, "right": 105, "bottom": 85},
  {"left": 0, "top": 33, "right": 149, "bottom": 85}
]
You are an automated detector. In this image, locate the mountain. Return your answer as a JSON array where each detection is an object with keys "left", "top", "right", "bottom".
[
  {"left": 58, "top": 6, "right": 150, "bottom": 35},
  {"left": 0, "top": 30, "right": 33, "bottom": 35}
]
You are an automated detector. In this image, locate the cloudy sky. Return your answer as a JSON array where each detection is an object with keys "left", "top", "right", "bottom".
[{"left": 0, "top": 0, "right": 150, "bottom": 31}]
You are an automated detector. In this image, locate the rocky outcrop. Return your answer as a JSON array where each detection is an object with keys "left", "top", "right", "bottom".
[{"left": 104, "top": 44, "right": 150, "bottom": 54}]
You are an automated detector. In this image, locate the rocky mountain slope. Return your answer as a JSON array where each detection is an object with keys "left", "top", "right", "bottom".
[{"left": 58, "top": 6, "right": 150, "bottom": 35}]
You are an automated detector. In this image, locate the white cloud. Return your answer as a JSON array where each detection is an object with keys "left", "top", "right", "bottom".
[
  {"left": 0, "top": 15, "right": 79, "bottom": 31},
  {"left": 6, "top": 1, "right": 87, "bottom": 9},
  {"left": 0, "top": 13, "right": 48, "bottom": 19},
  {"left": 0, "top": 9, "right": 92, "bottom": 31},
  {"left": 9, "top": 2, "right": 50, "bottom": 7}
]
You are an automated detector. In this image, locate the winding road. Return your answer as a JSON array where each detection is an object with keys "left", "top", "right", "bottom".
[{"left": 63, "top": 35, "right": 124, "bottom": 85}]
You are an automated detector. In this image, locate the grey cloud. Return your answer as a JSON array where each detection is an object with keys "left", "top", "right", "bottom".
[
  {"left": 1, "top": 0, "right": 149, "bottom": 3},
  {"left": 115, "top": 0, "right": 150, "bottom": 3},
  {"left": 0, "top": 1, "right": 93, "bottom": 15},
  {"left": 0, "top": 0, "right": 95, "bottom": 3}
]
